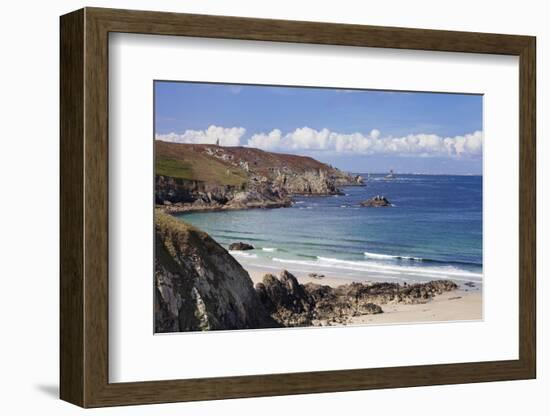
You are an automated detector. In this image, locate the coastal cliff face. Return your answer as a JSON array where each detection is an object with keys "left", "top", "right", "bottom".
[
  {"left": 271, "top": 169, "right": 341, "bottom": 195},
  {"left": 154, "top": 211, "right": 278, "bottom": 332},
  {"left": 155, "top": 141, "right": 363, "bottom": 212}
]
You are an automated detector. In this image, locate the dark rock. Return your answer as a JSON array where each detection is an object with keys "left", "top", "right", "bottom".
[
  {"left": 255, "top": 273, "right": 458, "bottom": 327},
  {"left": 256, "top": 271, "right": 311, "bottom": 315},
  {"left": 360, "top": 195, "right": 392, "bottom": 207},
  {"left": 228, "top": 242, "right": 255, "bottom": 251},
  {"left": 255, "top": 270, "right": 386, "bottom": 327},
  {"left": 363, "top": 303, "right": 383, "bottom": 314}
]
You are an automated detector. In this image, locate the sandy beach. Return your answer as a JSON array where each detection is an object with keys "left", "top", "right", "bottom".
[{"left": 247, "top": 266, "right": 482, "bottom": 326}]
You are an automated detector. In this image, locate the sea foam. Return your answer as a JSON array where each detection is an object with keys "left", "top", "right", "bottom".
[
  {"left": 269, "top": 255, "right": 482, "bottom": 282},
  {"left": 364, "top": 251, "right": 422, "bottom": 261},
  {"left": 229, "top": 251, "right": 258, "bottom": 259}
]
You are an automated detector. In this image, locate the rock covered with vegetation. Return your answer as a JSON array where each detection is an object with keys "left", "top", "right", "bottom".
[{"left": 154, "top": 211, "right": 278, "bottom": 332}]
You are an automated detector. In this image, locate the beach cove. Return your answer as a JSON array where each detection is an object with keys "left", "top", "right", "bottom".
[{"left": 173, "top": 174, "right": 483, "bottom": 326}]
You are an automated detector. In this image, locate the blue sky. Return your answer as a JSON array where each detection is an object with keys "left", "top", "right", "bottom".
[{"left": 155, "top": 81, "right": 483, "bottom": 174}]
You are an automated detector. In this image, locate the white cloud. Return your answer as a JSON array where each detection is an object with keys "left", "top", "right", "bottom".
[
  {"left": 155, "top": 125, "right": 246, "bottom": 146},
  {"left": 247, "top": 127, "right": 482, "bottom": 158},
  {"left": 247, "top": 128, "right": 283, "bottom": 150},
  {"left": 156, "top": 124, "right": 483, "bottom": 158}
]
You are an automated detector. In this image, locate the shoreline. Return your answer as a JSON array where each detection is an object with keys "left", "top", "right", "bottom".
[
  {"left": 246, "top": 266, "right": 482, "bottom": 325},
  {"left": 156, "top": 184, "right": 365, "bottom": 215},
  {"left": 242, "top": 258, "right": 482, "bottom": 289},
  {"left": 158, "top": 200, "right": 292, "bottom": 215}
]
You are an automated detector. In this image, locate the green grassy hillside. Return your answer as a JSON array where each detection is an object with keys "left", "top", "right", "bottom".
[
  {"left": 154, "top": 140, "right": 348, "bottom": 189},
  {"left": 155, "top": 145, "right": 248, "bottom": 187}
]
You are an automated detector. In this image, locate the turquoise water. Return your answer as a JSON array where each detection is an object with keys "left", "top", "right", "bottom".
[{"left": 176, "top": 174, "right": 482, "bottom": 285}]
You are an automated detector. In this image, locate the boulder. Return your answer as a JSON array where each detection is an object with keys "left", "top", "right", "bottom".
[{"left": 229, "top": 242, "right": 255, "bottom": 251}]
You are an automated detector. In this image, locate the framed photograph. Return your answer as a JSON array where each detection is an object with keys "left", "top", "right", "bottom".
[{"left": 60, "top": 7, "right": 536, "bottom": 408}]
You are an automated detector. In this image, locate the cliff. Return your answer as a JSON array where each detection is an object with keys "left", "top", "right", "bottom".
[
  {"left": 155, "top": 141, "right": 363, "bottom": 212},
  {"left": 154, "top": 211, "right": 278, "bottom": 332}
]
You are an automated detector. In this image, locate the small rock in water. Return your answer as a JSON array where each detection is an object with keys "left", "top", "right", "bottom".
[
  {"left": 464, "top": 281, "right": 476, "bottom": 288},
  {"left": 229, "top": 242, "right": 255, "bottom": 251},
  {"left": 360, "top": 195, "right": 392, "bottom": 208}
]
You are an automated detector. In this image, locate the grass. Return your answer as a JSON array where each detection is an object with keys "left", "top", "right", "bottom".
[
  {"left": 156, "top": 158, "right": 193, "bottom": 179},
  {"left": 155, "top": 154, "right": 248, "bottom": 187}
]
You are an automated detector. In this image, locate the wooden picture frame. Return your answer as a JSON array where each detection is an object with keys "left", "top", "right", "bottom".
[{"left": 60, "top": 7, "right": 536, "bottom": 408}]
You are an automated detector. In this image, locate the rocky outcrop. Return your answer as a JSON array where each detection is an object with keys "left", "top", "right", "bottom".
[
  {"left": 154, "top": 211, "right": 278, "bottom": 332},
  {"left": 254, "top": 270, "right": 382, "bottom": 327},
  {"left": 255, "top": 271, "right": 457, "bottom": 327},
  {"left": 336, "top": 280, "right": 458, "bottom": 305},
  {"left": 156, "top": 175, "right": 291, "bottom": 208},
  {"left": 360, "top": 195, "right": 392, "bottom": 207},
  {"left": 156, "top": 176, "right": 236, "bottom": 205},
  {"left": 229, "top": 242, "right": 254, "bottom": 251},
  {"left": 272, "top": 169, "right": 342, "bottom": 195},
  {"left": 334, "top": 173, "right": 364, "bottom": 187},
  {"left": 155, "top": 141, "right": 364, "bottom": 213}
]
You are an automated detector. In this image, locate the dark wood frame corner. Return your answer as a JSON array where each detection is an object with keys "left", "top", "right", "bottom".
[{"left": 60, "top": 7, "right": 536, "bottom": 408}]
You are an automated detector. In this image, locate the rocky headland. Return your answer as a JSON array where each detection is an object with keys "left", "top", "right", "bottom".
[
  {"left": 155, "top": 140, "right": 364, "bottom": 214},
  {"left": 154, "top": 211, "right": 460, "bottom": 332}
]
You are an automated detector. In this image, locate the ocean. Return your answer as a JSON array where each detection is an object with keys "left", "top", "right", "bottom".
[{"left": 175, "top": 174, "right": 483, "bottom": 286}]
